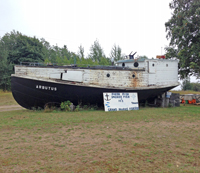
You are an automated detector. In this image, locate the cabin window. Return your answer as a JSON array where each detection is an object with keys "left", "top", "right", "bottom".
[
  {"left": 122, "top": 63, "right": 125, "bottom": 67},
  {"left": 166, "top": 64, "right": 168, "bottom": 67},
  {"left": 107, "top": 73, "right": 110, "bottom": 77},
  {"left": 134, "top": 62, "right": 139, "bottom": 67}
]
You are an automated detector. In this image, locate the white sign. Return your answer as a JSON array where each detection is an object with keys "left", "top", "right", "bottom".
[{"left": 103, "top": 92, "right": 139, "bottom": 112}]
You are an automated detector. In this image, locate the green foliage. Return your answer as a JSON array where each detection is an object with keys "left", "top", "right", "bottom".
[
  {"left": 0, "top": 30, "right": 49, "bottom": 90},
  {"left": 0, "top": 59, "right": 13, "bottom": 91},
  {"left": 109, "top": 44, "right": 123, "bottom": 63},
  {"left": 191, "top": 82, "right": 200, "bottom": 91},
  {"left": 60, "top": 101, "right": 71, "bottom": 111},
  {"left": 182, "top": 78, "right": 192, "bottom": 90},
  {"left": 1, "top": 30, "right": 45, "bottom": 64},
  {"left": 165, "top": 0, "right": 200, "bottom": 79},
  {"left": 139, "top": 55, "right": 148, "bottom": 59},
  {"left": 83, "top": 105, "right": 88, "bottom": 110},
  {"left": 0, "top": 30, "right": 126, "bottom": 90},
  {"left": 40, "top": 37, "right": 51, "bottom": 60},
  {"left": 92, "top": 105, "right": 98, "bottom": 110},
  {"left": 74, "top": 105, "right": 80, "bottom": 112},
  {"left": 89, "top": 40, "right": 106, "bottom": 63},
  {"left": 182, "top": 78, "right": 200, "bottom": 91},
  {"left": 99, "top": 57, "right": 111, "bottom": 66},
  {"left": 43, "top": 45, "right": 81, "bottom": 66},
  {"left": 0, "top": 40, "right": 13, "bottom": 90},
  {"left": 77, "top": 45, "right": 85, "bottom": 59}
]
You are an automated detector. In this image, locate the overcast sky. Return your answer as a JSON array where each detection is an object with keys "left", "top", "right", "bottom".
[
  {"left": 0, "top": 0, "right": 172, "bottom": 58},
  {"left": 1, "top": 0, "right": 199, "bottom": 87}
]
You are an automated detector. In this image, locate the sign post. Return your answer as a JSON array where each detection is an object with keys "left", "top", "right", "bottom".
[{"left": 103, "top": 92, "right": 139, "bottom": 112}]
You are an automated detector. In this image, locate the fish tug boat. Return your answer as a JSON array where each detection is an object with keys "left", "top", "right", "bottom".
[{"left": 11, "top": 53, "right": 179, "bottom": 109}]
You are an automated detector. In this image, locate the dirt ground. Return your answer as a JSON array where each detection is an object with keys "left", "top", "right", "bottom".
[
  {"left": 0, "top": 104, "right": 200, "bottom": 172},
  {"left": 0, "top": 105, "right": 25, "bottom": 112}
]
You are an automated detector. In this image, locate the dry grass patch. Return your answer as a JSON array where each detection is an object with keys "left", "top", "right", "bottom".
[
  {"left": 171, "top": 90, "right": 200, "bottom": 95},
  {"left": 0, "top": 105, "right": 200, "bottom": 172},
  {"left": 0, "top": 90, "right": 17, "bottom": 106}
]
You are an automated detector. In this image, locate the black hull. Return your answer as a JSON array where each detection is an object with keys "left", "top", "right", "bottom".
[{"left": 11, "top": 76, "right": 176, "bottom": 109}]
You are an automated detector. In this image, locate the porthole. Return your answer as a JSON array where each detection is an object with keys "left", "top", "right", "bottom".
[
  {"left": 107, "top": 73, "right": 110, "bottom": 77},
  {"left": 122, "top": 63, "right": 125, "bottom": 67},
  {"left": 166, "top": 64, "right": 168, "bottom": 67},
  {"left": 152, "top": 64, "right": 155, "bottom": 67},
  {"left": 134, "top": 62, "right": 139, "bottom": 67},
  {"left": 132, "top": 74, "right": 135, "bottom": 78}
]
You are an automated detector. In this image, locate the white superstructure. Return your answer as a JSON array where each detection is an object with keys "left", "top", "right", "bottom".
[{"left": 13, "top": 58, "right": 179, "bottom": 90}]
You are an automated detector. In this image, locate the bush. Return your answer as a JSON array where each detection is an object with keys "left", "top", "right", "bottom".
[
  {"left": 60, "top": 101, "right": 71, "bottom": 111},
  {"left": 191, "top": 83, "right": 200, "bottom": 91},
  {"left": 75, "top": 105, "right": 81, "bottom": 112},
  {"left": 181, "top": 78, "right": 200, "bottom": 92},
  {"left": 181, "top": 78, "right": 192, "bottom": 91}
]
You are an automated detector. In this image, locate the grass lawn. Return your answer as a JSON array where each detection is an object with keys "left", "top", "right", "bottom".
[
  {"left": 171, "top": 90, "right": 200, "bottom": 95},
  {"left": 0, "top": 90, "right": 17, "bottom": 106},
  {"left": 0, "top": 90, "right": 200, "bottom": 172},
  {"left": 0, "top": 104, "right": 200, "bottom": 172}
]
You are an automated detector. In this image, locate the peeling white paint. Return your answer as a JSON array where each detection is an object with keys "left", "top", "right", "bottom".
[{"left": 13, "top": 59, "right": 179, "bottom": 90}]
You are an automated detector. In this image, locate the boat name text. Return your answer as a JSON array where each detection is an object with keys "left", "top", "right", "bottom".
[{"left": 36, "top": 85, "right": 57, "bottom": 91}]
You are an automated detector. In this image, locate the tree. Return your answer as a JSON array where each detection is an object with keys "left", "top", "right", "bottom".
[
  {"left": 99, "top": 57, "right": 111, "bottom": 66},
  {"left": 139, "top": 55, "right": 148, "bottom": 59},
  {"left": 0, "top": 30, "right": 47, "bottom": 90},
  {"left": 181, "top": 78, "right": 200, "bottom": 91},
  {"left": 109, "top": 44, "right": 123, "bottom": 63},
  {"left": 165, "top": 0, "right": 200, "bottom": 79},
  {"left": 40, "top": 38, "right": 51, "bottom": 60},
  {"left": 48, "top": 45, "right": 60, "bottom": 64},
  {"left": 89, "top": 40, "right": 105, "bottom": 63},
  {"left": 77, "top": 45, "right": 85, "bottom": 59},
  {"left": 0, "top": 58, "right": 13, "bottom": 91},
  {"left": 181, "top": 77, "right": 192, "bottom": 90},
  {"left": 1, "top": 30, "right": 45, "bottom": 64},
  {"left": 0, "top": 39, "right": 13, "bottom": 90},
  {"left": 0, "top": 35, "right": 13, "bottom": 90},
  {"left": 191, "top": 82, "right": 200, "bottom": 91},
  {"left": 60, "top": 45, "right": 71, "bottom": 60}
]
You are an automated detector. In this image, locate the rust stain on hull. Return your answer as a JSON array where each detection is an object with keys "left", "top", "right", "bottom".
[{"left": 130, "top": 71, "right": 144, "bottom": 88}]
